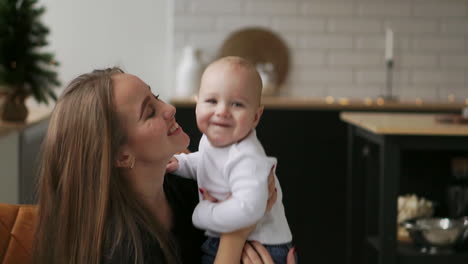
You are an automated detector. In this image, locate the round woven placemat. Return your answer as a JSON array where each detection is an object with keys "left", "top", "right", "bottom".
[{"left": 217, "top": 27, "right": 290, "bottom": 86}]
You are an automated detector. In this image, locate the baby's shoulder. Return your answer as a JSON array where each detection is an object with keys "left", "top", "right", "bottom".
[{"left": 231, "top": 135, "right": 266, "bottom": 157}]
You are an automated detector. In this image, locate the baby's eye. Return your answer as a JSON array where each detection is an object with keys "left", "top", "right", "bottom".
[
  {"left": 232, "top": 102, "right": 244, "bottom": 107},
  {"left": 205, "top": 99, "right": 217, "bottom": 104}
]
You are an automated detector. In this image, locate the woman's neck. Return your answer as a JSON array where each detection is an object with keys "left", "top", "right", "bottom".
[{"left": 129, "top": 163, "right": 173, "bottom": 230}]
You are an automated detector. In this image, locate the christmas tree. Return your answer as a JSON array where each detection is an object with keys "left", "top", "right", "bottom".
[{"left": 0, "top": 0, "right": 60, "bottom": 107}]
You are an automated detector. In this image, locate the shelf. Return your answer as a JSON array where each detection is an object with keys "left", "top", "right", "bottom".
[{"left": 368, "top": 237, "right": 468, "bottom": 264}]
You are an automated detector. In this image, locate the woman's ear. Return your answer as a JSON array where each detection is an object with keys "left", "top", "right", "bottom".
[{"left": 115, "top": 147, "right": 134, "bottom": 168}]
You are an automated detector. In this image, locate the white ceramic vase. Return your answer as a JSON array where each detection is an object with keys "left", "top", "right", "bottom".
[{"left": 175, "top": 46, "right": 203, "bottom": 97}]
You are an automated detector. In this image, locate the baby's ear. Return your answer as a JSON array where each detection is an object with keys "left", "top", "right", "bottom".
[{"left": 253, "top": 105, "right": 264, "bottom": 127}]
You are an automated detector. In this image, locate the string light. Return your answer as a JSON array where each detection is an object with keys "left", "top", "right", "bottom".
[
  {"left": 376, "top": 97, "right": 385, "bottom": 106},
  {"left": 448, "top": 94, "right": 455, "bottom": 103},
  {"left": 364, "top": 97, "right": 373, "bottom": 105},
  {"left": 338, "top": 97, "right": 350, "bottom": 105},
  {"left": 325, "top": 96, "right": 335, "bottom": 104}
]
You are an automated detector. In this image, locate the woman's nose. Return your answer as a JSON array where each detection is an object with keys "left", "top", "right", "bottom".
[{"left": 163, "top": 103, "right": 176, "bottom": 120}]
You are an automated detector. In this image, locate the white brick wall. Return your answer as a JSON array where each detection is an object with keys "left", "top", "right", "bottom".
[{"left": 174, "top": 0, "right": 468, "bottom": 102}]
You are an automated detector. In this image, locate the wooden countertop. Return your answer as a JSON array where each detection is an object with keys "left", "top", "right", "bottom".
[
  {"left": 171, "top": 97, "right": 466, "bottom": 111},
  {"left": 340, "top": 112, "right": 468, "bottom": 136},
  {"left": 0, "top": 107, "right": 52, "bottom": 137}
]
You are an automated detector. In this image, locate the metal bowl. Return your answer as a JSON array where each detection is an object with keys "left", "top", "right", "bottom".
[{"left": 401, "top": 217, "right": 468, "bottom": 254}]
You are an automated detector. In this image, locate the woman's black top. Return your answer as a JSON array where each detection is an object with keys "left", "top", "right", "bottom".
[{"left": 103, "top": 174, "right": 205, "bottom": 263}]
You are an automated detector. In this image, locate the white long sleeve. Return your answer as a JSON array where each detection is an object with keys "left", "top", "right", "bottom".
[
  {"left": 173, "top": 152, "right": 201, "bottom": 180},
  {"left": 192, "top": 154, "right": 272, "bottom": 233},
  {"left": 172, "top": 131, "right": 292, "bottom": 244}
]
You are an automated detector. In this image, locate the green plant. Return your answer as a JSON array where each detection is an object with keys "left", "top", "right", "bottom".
[{"left": 0, "top": 0, "right": 60, "bottom": 104}]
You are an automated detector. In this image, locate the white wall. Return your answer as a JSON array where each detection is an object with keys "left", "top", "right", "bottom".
[
  {"left": 41, "top": 0, "right": 173, "bottom": 100},
  {"left": 0, "top": 132, "right": 19, "bottom": 203},
  {"left": 174, "top": 0, "right": 468, "bottom": 102}
]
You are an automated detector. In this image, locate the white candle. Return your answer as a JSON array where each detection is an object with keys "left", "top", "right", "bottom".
[{"left": 385, "top": 28, "right": 393, "bottom": 61}]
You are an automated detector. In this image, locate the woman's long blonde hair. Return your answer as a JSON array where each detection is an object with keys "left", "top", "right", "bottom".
[{"left": 33, "top": 68, "right": 177, "bottom": 264}]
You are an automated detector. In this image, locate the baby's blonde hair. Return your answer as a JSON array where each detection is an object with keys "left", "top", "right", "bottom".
[{"left": 202, "top": 56, "right": 263, "bottom": 105}]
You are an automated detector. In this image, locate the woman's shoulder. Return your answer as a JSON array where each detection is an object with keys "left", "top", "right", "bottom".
[
  {"left": 164, "top": 173, "right": 205, "bottom": 263},
  {"left": 164, "top": 173, "right": 199, "bottom": 218},
  {"left": 164, "top": 173, "right": 198, "bottom": 197}
]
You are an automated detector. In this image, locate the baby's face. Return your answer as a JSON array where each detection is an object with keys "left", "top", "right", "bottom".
[{"left": 195, "top": 66, "right": 262, "bottom": 147}]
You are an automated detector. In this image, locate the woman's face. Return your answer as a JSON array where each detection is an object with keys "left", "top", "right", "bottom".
[{"left": 113, "top": 73, "right": 189, "bottom": 166}]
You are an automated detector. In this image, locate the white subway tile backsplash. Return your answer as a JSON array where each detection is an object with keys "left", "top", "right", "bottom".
[
  {"left": 245, "top": 2, "right": 298, "bottom": 15},
  {"left": 441, "top": 19, "right": 468, "bottom": 35},
  {"left": 384, "top": 19, "right": 438, "bottom": 34},
  {"left": 412, "top": 37, "right": 465, "bottom": 52},
  {"left": 173, "top": 0, "right": 468, "bottom": 100},
  {"left": 412, "top": 70, "right": 465, "bottom": 85},
  {"left": 328, "top": 18, "right": 382, "bottom": 33},
  {"left": 355, "top": 36, "right": 384, "bottom": 50},
  {"left": 399, "top": 54, "right": 438, "bottom": 68},
  {"left": 329, "top": 52, "right": 382, "bottom": 66},
  {"left": 190, "top": 1, "right": 242, "bottom": 15},
  {"left": 301, "top": 2, "right": 354, "bottom": 16},
  {"left": 356, "top": 69, "right": 409, "bottom": 85},
  {"left": 174, "top": 16, "right": 215, "bottom": 31},
  {"left": 286, "top": 85, "right": 327, "bottom": 97},
  {"left": 292, "top": 68, "right": 353, "bottom": 83},
  {"left": 291, "top": 51, "right": 326, "bottom": 66},
  {"left": 413, "top": 2, "right": 467, "bottom": 18},
  {"left": 271, "top": 18, "right": 326, "bottom": 32},
  {"left": 325, "top": 85, "right": 383, "bottom": 98},
  {"left": 357, "top": 2, "right": 411, "bottom": 17},
  {"left": 397, "top": 86, "right": 439, "bottom": 101},
  {"left": 215, "top": 16, "right": 271, "bottom": 31},
  {"left": 278, "top": 33, "right": 299, "bottom": 49},
  {"left": 298, "top": 35, "right": 353, "bottom": 49},
  {"left": 440, "top": 55, "right": 468, "bottom": 68},
  {"left": 186, "top": 31, "right": 228, "bottom": 50}
]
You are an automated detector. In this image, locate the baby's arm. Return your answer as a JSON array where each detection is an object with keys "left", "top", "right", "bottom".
[
  {"left": 192, "top": 156, "right": 275, "bottom": 233},
  {"left": 170, "top": 152, "right": 201, "bottom": 180}
]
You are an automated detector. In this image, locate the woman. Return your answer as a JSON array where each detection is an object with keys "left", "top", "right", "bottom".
[{"left": 33, "top": 68, "right": 294, "bottom": 264}]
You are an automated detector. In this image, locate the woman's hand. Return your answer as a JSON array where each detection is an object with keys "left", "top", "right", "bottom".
[
  {"left": 242, "top": 241, "right": 296, "bottom": 264},
  {"left": 266, "top": 166, "right": 277, "bottom": 213}
]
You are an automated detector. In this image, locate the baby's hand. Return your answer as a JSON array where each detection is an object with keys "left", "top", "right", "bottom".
[{"left": 166, "top": 157, "right": 179, "bottom": 173}]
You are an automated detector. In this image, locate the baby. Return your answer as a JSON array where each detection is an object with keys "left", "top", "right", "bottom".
[{"left": 167, "top": 56, "right": 293, "bottom": 264}]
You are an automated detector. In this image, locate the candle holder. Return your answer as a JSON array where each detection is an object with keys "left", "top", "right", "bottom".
[{"left": 381, "top": 59, "right": 398, "bottom": 102}]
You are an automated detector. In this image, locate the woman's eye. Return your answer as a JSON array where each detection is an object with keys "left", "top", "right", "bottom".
[{"left": 147, "top": 106, "right": 156, "bottom": 118}]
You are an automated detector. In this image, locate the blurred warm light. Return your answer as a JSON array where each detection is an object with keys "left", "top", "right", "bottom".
[
  {"left": 364, "top": 97, "right": 373, "bottom": 105},
  {"left": 376, "top": 97, "right": 385, "bottom": 106},
  {"left": 465, "top": 98, "right": 468, "bottom": 105},
  {"left": 338, "top": 97, "right": 350, "bottom": 105},
  {"left": 415, "top": 97, "right": 423, "bottom": 105},
  {"left": 448, "top": 94, "right": 455, "bottom": 103},
  {"left": 325, "top": 96, "right": 335, "bottom": 104}
]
